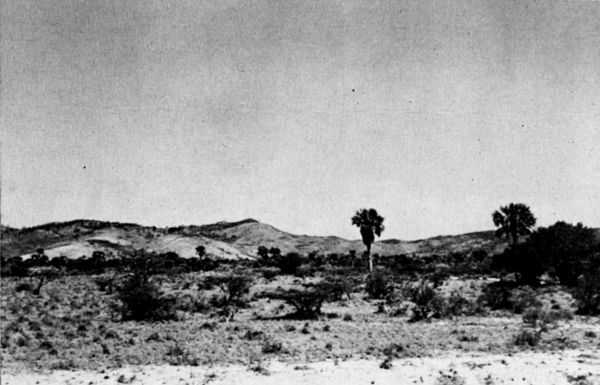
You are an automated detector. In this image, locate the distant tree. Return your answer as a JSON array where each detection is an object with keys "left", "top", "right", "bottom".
[
  {"left": 49, "top": 255, "right": 68, "bottom": 269},
  {"left": 492, "top": 203, "right": 536, "bottom": 245},
  {"left": 352, "top": 208, "right": 385, "bottom": 272},
  {"left": 348, "top": 250, "right": 357, "bottom": 268},
  {"left": 268, "top": 247, "right": 281, "bottom": 258},
  {"left": 29, "top": 249, "right": 49, "bottom": 267},
  {"left": 257, "top": 246, "right": 269, "bottom": 260},
  {"left": 91, "top": 251, "right": 106, "bottom": 272},
  {"left": 195, "top": 245, "right": 206, "bottom": 258}
]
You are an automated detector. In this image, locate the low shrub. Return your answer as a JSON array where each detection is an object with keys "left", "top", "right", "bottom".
[
  {"left": 263, "top": 284, "right": 330, "bottom": 319},
  {"left": 205, "top": 274, "right": 253, "bottom": 307},
  {"left": 15, "top": 282, "right": 34, "bottom": 293},
  {"left": 513, "top": 328, "right": 541, "bottom": 347},
  {"left": 274, "top": 252, "right": 306, "bottom": 275},
  {"left": 511, "top": 287, "right": 541, "bottom": 314},
  {"left": 175, "top": 294, "right": 209, "bottom": 314},
  {"left": 262, "top": 339, "right": 283, "bottom": 354},
  {"left": 117, "top": 273, "right": 176, "bottom": 322},
  {"left": 365, "top": 269, "right": 393, "bottom": 300},
  {"left": 523, "top": 307, "right": 573, "bottom": 332},
  {"left": 477, "top": 282, "right": 514, "bottom": 310},
  {"left": 260, "top": 267, "right": 281, "bottom": 281},
  {"left": 573, "top": 269, "right": 600, "bottom": 315},
  {"left": 94, "top": 276, "right": 116, "bottom": 293},
  {"left": 445, "top": 292, "right": 484, "bottom": 316},
  {"left": 407, "top": 283, "right": 447, "bottom": 322}
]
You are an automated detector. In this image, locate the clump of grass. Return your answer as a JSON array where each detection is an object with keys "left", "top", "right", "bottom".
[
  {"left": 379, "top": 356, "right": 393, "bottom": 369},
  {"left": 435, "top": 371, "right": 466, "bottom": 385},
  {"left": 365, "top": 269, "right": 393, "bottom": 300},
  {"left": 261, "top": 339, "right": 283, "bottom": 354},
  {"left": 513, "top": 329, "right": 541, "bottom": 347},
  {"left": 15, "top": 282, "right": 34, "bottom": 293}
]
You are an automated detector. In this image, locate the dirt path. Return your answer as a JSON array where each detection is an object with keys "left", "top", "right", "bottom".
[{"left": 2, "top": 350, "right": 599, "bottom": 385}]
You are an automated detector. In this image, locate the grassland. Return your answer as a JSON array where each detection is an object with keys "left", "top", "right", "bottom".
[{"left": 2, "top": 265, "right": 599, "bottom": 382}]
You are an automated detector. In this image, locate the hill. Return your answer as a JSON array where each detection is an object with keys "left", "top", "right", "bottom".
[{"left": 1, "top": 219, "right": 508, "bottom": 260}]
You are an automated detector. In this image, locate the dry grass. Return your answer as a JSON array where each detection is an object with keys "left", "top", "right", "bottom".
[{"left": 2, "top": 268, "right": 599, "bottom": 373}]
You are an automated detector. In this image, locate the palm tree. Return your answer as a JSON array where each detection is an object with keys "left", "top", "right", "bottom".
[
  {"left": 492, "top": 203, "right": 536, "bottom": 245},
  {"left": 351, "top": 208, "right": 385, "bottom": 272}
]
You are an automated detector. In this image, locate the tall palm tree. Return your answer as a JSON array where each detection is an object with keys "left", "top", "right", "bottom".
[
  {"left": 492, "top": 203, "right": 536, "bottom": 245},
  {"left": 352, "top": 208, "right": 385, "bottom": 272}
]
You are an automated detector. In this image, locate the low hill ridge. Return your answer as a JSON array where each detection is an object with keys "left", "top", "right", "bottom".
[{"left": 1, "top": 219, "right": 507, "bottom": 260}]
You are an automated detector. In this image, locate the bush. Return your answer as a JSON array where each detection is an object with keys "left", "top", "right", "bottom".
[
  {"left": 573, "top": 268, "right": 600, "bottom": 315},
  {"left": 261, "top": 267, "right": 281, "bottom": 281},
  {"left": 522, "top": 307, "right": 553, "bottom": 331},
  {"left": 407, "top": 284, "right": 447, "bottom": 322},
  {"left": 513, "top": 329, "right": 541, "bottom": 347},
  {"left": 15, "top": 282, "right": 34, "bottom": 293},
  {"left": 117, "top": 272, "right": 176, "bottom": 321},
  {"left": 365, "top": 269, "right": 393, "bottom": 300},
  {"left": 262, "top": 339, "right": 283, "bottom": 354},
  {"left": 445, "top": 292, "right": 484, "bottom": 316},
  {"left": 206, "top": 274, "right": 253, "bottom": 307},
  {"left": 511, "top": 287, "right": 541, "bottom": 314},
  {"left": 275, "top": 252, "right": 306, "bottom": 275},
  {"left": 319, "top": 276, "right": 358, "bottom": 301},
  {"left": 478, "top": 282, "right": 515, "bottom": 310},
  {"left": 175, "top": 294, "right": 209, "bottom": 314},
  {"left": 264, "top": 284, "right": 330, "bottom": 319},
  {"left": 95, "top": 276, "right": 116, "bottom": 293}
]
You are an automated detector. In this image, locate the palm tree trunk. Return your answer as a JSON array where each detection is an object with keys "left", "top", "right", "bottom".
[{"left": 367, "top": 244, "right": 373, "bottom": 272}]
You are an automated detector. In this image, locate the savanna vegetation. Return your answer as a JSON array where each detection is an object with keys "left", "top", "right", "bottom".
[{"left": 1, "top": 203, "right": 599, "bottom": 372}]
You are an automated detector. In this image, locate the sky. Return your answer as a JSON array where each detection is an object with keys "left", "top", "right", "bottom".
[{"left": 1, "top": 0, "right": 599, "bottom": 240}]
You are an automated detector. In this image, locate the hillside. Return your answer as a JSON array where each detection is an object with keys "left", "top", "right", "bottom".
[{"left": 1, "top": 219, "right": 508, "bottom": 260}]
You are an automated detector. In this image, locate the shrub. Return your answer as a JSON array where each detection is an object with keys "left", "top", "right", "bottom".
[
  {"left": 511, "top": 287, "right": 542, "bottom": 314},
  {"left": 513, "top": 329, "right": 541, "bottom": 347},
  {"left": 573, "top": 268, "right": 600, "bottom": 315},
  {"left": 262, "top": 339, "right": 283, "bottom": 354},
  {"left": 407, "top": 283, "right": 447, "bottom": 322},
  {"left": 261, "top": 267, "right": 281, "bottom": 281},
  {"left": 365, "top": 269, "right": 393, "bottom": 300},
  {"left": 117, "top": 272, "right": 176, "bottom": 321},
  {"left": 275, "top": 252, "right": 306, "bottom": 275},
  {"left": 206, "top": 274, "right": 253, "bottom": 307},
  {"left": 15, "top": 282, "right": 34, "bottom": 293},
  {"left": 478, "top": 282, "right": 515, "bottom": 310},
  {"left": 522, "top": 307, "right": 553, "bottom": 331},
  {"left": 95, "top": 276, "right": 116, "bottom": 293},
  {"left": 264, "top": 284, "right": 330, "bottom": 319},
  {"left": 445, "top": 292, "right": 484, "bottom": 316},
  {"left": 175, "top": 294, "right": 209, "bottom": 314}
]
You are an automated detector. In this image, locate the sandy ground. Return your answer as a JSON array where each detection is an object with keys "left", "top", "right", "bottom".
[{"left": 2, "top": 350, "right": 599, "bottom": 385}]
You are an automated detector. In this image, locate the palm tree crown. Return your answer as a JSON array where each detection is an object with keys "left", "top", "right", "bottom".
[
  {"left": 352, "top": 208, "right": 385, "bottom": 271},
  {"left": 492, "top": 203, "right": 536, "bottom": 245}
]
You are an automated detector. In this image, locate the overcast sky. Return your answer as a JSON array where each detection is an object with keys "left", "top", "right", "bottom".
[{"left": 1, "top": 0, "right": 599, "bottom": 240}]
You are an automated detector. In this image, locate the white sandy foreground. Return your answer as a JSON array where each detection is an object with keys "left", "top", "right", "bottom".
[{"left": 2, "top": 350, "right": 599, "bottom": 385}]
